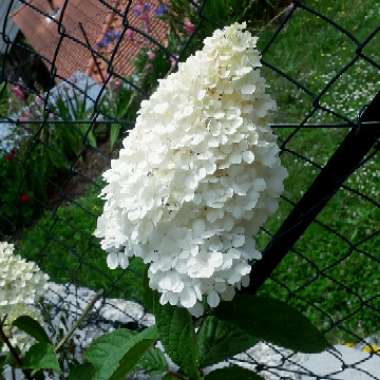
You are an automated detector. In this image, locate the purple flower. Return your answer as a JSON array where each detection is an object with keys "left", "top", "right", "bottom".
[
  {"left": 133, "top": 4, "right": 142, "bottom": 16},
  {"left": 154, "top": 4, "right": 167, "bottom": 17},
  {"left": 113, "top": 30, "right": 121, "bottom": 39},
  {"left": 106, "top": 29, "right": 121, "bottom": 40},
  {"left": 143, "top": 2, "right": 151, "bottom": 12},
  {"left": 96, "top": 35, "right": 110, "bottom": 48},
  {"left": 97, "top": 29, "right": 121, "bottom": 48}
]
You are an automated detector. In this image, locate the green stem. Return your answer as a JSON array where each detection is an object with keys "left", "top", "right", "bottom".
[{"left": 54, "top": 289, "right": 103, "bottom": 353}]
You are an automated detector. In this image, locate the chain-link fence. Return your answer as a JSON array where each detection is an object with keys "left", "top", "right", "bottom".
[{"left": 0, "top": 0, "right": 379, "bottom": 378}]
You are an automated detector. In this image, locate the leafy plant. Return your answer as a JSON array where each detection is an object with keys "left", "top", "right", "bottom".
[
  {"left": 98, "top": 81, "right": 138, "bottom": 148},
  {"left": 0, "top": 289, "right": 329, "bottom": 379}
]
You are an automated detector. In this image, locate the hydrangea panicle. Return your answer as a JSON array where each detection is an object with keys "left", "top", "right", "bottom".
[
  {"left": 95, "top": 23, "right": 287, "bottom": 316},
  {"left": 0, "top": 242, "right": 49, "bottom": 349}
]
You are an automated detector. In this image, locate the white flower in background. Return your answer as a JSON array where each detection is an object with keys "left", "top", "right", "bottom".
[
  {"left": 95, "top": 22, "right": 287, "bottom": 316},
  {"left": 0, "top": 241, "right": 48, "bottom": 349},
  {"left": 0, "top": 242, "right": 49, "bottom": 310},
  {"left": 2, "top": 304, "right": 44, "bottom": 352}
]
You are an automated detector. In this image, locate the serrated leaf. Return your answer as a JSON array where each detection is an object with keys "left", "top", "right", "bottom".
[
  {"left": 154, "top": 300, "right": 200, "bottom": 379},
  {"left": 22, "top": 343, "right": 60, "bottom": 371},
  {"left": 68, "top": 363, "right": 96, "bottom": 380},
  {"left": 84, "top": 327, "right": 157, "bottom": 380},
  {"left": 13, "top": 316, "right": 50, "bottom": 343},
  {"left": 205, "top": 366, "right": 264, "bottom": 380},
  {"left": 197, "top": 316, "right": 259, "bottom": 366},
  {"left": 214, "top": 295, "right": 329, "bottom": 353}
]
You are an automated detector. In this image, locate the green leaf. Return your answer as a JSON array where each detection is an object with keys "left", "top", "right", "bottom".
[
  {"left": 154, "top": 300, "right": 200, "bottom": 379},
  {"left": 84, "top": 327, "right": 158, "bottom": 380},
  {"left": 133, "top": 347, "right": 167, "bottom": 376},
  {"left": 68, "top": 363, "right": 96, "bottom": 380},
  {"left": 205, "top": 366, "right": 264, "bottom": 380},
  {"left": 86, "top": 130, "right": 97, "bottom": 148},
  {"left": 197, "top": 316, "right": 259, "bottom": 366},
  {"left": 214, "top": 295, "right": 329, "bottom": 353},
  {"left": 12, "top": 316, "right": 50, "bottom": 343},
  {"left": 110, "top": 124, "right": 121, "bottom": 148},
  {"left": 22, "top": 343, "right": 60, "bottom": 371}
]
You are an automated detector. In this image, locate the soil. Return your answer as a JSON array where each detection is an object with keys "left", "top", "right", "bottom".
[{"left": 48, "top": 140, "right": 119, "bottom": 206}]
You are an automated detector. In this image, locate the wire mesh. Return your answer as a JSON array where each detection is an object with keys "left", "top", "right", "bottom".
[{"left": 0, "top": 0, "right": 379, "bottom": 378}]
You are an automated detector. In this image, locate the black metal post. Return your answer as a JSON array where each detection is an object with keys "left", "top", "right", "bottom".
[{"left": 246, "top": 92, "right": 380, "bottom": 294}]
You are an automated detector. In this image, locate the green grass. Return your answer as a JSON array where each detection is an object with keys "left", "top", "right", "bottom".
[
  {"left": 17, "top": 180, "right": 146, "bottom": 303},
  {"left": 255, "top": 0, "right": 380, "bottom": 342},
  {"left": 16, "top": 0, "right": 379, "bottom": 344}
]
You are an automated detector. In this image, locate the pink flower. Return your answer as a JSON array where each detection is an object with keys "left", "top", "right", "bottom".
[
  {"left": 141, "top": 12, "right": 151, "bottom": 32},
  {"left": 125, "top": 28, "right": 135, "bottom": 43},
  {"left": 10, "top": 84, "right": 27, "bottom": 102},
  {"left": 147, "top": 50, "right": 156, "bottom": 60},
  {"left": 183, "top": 17, "right": 195, "bottom": 35},
  {"left": 170, "top": 56, "right": 178, "bottom": 70}
]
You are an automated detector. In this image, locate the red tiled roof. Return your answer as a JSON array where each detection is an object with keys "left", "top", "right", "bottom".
[{"left": 12, "top": 0, "right": 168, "bottom": 83}]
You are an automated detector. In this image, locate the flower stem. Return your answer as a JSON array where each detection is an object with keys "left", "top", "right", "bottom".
[{"left": 54, "top": 289, "right": 104, "bottom": 353}]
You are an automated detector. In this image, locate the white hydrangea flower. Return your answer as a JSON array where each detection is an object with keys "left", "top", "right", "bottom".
[
  {"left": 0, "top": 242, "right": 49, "bottom": 310},
  {"left": 2, "top": 304, "right": 44, "bottom": 352},
  {"left": 0, "top": 241, "right": 49, "bottom": 349},
  {"left": 95, "top": 22, "right": 287, "bottom": 316}
]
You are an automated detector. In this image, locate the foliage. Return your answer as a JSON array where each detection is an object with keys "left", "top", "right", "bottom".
[
  {"left": 0, "top": 79, "right": 137, "bottom": 233},
  {"left": 98, "top": 81, "right": 138, "bottom": 148},
  {"left": 0, "top": 150, "right": 34, "bottom": 231},
  {"left": 196, "top": 316, "right": 258, "bottom": 367},
  {"left": 84, "top": 327, "right": 158, "bottom": 380},
  {"left": 154, "top": 299, "right": 200, "bottom": 379},
  {"left": 0, "top": 291, "right": 328, "bottom": 379},
  {"left": 22, "top": 342, "right": 60, "bottom": 371},
  {"left": 0, "top": 83, "right": 9, "bottom": 116}
]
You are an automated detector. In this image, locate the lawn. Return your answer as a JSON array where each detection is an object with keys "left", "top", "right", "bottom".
[
  {"left": 255, "top": 0, "right": 380, "bottom": 342},
  {"left": 17, "top": 0, "right": 379, "bottom": 343}
]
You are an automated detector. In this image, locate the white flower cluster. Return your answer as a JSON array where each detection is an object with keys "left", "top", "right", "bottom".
[
  {"left": 0, "top": 242, "right": 49, "bottom": 349},
  {"left": 0, "top": 242, "right": 49, "bottom": 310},
  {"left": 3, "top": 304, "right": 44, "bottom": 352},
  {"left": 95, "top": 23, "right": 287, "bottom": 316}
]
